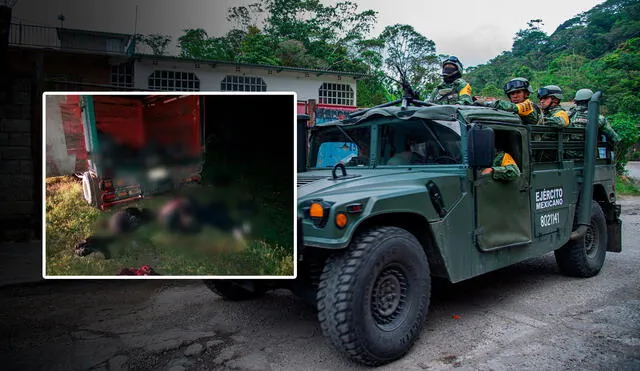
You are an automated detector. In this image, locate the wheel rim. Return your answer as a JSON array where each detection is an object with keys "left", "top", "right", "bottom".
[
  {"left": 371, "top": 264, "right": 408, "bottom": 331},
  {"left": 584, "top": 220, "right": 599, "bottom": 257}
]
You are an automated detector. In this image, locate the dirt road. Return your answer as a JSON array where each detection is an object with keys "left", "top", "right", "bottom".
[{"left": 2, "top": 197, "right": 640, "bottom": 371}]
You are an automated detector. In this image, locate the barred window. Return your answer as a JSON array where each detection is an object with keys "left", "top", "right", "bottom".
[
  {"left": 319, "top": 83, "right": 354, "bottom": 106},
  {"left": 148, "top": 70, "right": 200, "bottom": 91},
  {"left": 221, "top": 75, "right": 267, "bottom": 92},
  {"left": 111, "top": 62, "right": 133, "bottom": 89}
]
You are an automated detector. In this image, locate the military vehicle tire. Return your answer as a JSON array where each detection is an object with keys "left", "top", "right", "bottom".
[
  {"left": 203, "top": 280, "right": 266, "bottom": 301},
  {"left": 316, "top": 226, "right": 431, "bottom": 366},
  {"left": 554, "top": 200, "right": 607, "bottom": 277}
]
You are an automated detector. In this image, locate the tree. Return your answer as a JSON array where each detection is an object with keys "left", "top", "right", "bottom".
[
  {"left": 136, "top": 33, "right": 172, "bottom": 56},
  {"left": 609, "top": 112, "right": 640, "bottom": 174},
  {"left": 177, "top": 28, "right": 236, "bottom": 60},
  {"left": 371, "top": 24, "right": 439, "bottom": 99},
  {"left": 237, "top": 26, "right": 280, "bottom": 65}
]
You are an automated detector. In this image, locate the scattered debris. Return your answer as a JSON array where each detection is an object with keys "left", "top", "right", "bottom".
[{"left": 117, "top": 265, "right": 160, "bottom": 276}]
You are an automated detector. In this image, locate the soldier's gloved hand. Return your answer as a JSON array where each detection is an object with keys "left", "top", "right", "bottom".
[{"left": 473, "top": 98, "right": 486, "bottom": 106}]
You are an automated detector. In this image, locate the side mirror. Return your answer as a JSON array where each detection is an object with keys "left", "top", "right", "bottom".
[
  {"left": 468, "top": 125, "right": 494, "bottom": 168},
  {"left": 297, "top": 114, "right": 309, "bottom": 173}
]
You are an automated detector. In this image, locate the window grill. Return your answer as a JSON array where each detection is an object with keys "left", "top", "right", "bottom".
[
  {"left": 148, "top": 70, "right": 200, "bottom": 91},
  {"left": 220, "top": 75, "right": 267, "bottom": 92},
  {"left": 319, "top": 82, "right": 354, "bottom": 106}
]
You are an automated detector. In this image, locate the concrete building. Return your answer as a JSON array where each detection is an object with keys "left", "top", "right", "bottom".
[{"left": 3, "top": 18, "right": 367, "bottom": 241}]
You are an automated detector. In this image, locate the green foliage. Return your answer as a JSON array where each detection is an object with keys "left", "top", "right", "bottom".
[
  {"left": 135, "top": 33, "right": 172, "bottom": 55},
  {"left": 477, "top": 83, "right": 503, "bottom": 98},
  {"left": 365, "top": 24, "right": 439, "bottom": 99},
  {"left": 616, "top": 175, "right": 640, "bottom": 195},
  {"left": 356, "top": 75, "right": 392, "bottom": 107},
  {"left": 467, "top": 0, "right": 640, "bottom": 123},
  {"left": 609, "top": 112, "right": 640, "bottom": 173},
  {"left": 181, "top": 0, "right": 380, "bottom": 74}
]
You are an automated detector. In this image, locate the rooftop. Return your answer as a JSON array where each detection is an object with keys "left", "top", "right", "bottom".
[{"left": 133, "top": 53, "right": 370, "bottom": 80}]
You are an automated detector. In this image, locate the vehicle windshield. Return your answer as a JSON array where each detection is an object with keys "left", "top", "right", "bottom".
[
  {"left": 378, "top": 118, "right": 463, "bottom": 166},
  {"left": 308, "top": 117, "right": 463, "bottom": 168},
  {"left": 309, "top": 125, "right": 372, "bottom": 168}
]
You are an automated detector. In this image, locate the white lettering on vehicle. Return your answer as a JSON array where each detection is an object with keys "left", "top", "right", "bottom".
[
  {"left": 535, "top": 187, "right": 564, "bottom": 210},
  {"left": 540, "top": 212, "right": 560, "bottom": 228}
]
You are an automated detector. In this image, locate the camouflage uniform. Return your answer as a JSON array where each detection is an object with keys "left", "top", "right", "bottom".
[
  {"left": 427, "top": 56, "right": 473, "bottom": 105},
  {"left": 542, "top": 105, "right": 570, "bottom": 127},
  {"left": 427, "top": 78, "right": 474, "bottom": 105},
  {"left": 537, "top": 85, "right": 570, "bottom": 127},
  {"left": 491, "top": 99, "right": 542, "bottom": 125},
  {"left": 569, "top": 101, "right": 621, "bottom": 144},
  {"left": 485, "top": 151, "right": 521, "bottom": 182}
]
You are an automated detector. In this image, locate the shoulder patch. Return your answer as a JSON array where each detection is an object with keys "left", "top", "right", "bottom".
[
  {"left": 458, "top": 83, "right": 472, "bottom": 97},
  {"left": 554, "top": 110, "right": 570, "bottom": 127},
  {"left": 516, "top": 100, "right": 534, "bottom": 116},
  {"left": 501, "top": 152, "right": 517, "bottom": 167}
]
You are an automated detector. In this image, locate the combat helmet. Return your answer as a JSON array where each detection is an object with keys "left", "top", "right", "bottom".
[
  {"left": 537, "top": 85, "right": 564, "bottom": 101},
  {"left": 574, "top": 88, "right": 594, "bottom": 102},
  {"left": 441, "top": 56, "right": 463, "bottom": 81},
  {"left": 503, "top": 77, "right": 533, "bottom": 95}
]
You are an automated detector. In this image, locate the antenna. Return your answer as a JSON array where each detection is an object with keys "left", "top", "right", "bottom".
[{"left": 133, "top": 4, "right": 138, "bottom": 36}]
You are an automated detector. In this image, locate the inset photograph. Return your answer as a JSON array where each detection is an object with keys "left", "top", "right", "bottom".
[{"left": 43, "top": 92, "right": 295, "bottom": 278}]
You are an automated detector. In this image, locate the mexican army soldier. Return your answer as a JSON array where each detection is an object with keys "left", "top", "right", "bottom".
[
  {"left": 475, "top": 77, "right": 542, "bottom": 125},
  {"left": 427, "top": 56, "right": 473, "bottom": 105},
  {"left": 537, "top": 85, "right": 570, "bottom": 127},
  {"left": 569, "top": 88, "right": 620, "bottom": 144},
  {"left": 481, "top": 150, "right": 521, "bottom": 182}
]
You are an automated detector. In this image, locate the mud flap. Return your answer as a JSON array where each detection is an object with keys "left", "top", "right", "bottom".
[{"left": 606, "top": 218, "right": 622, "bottom": 252}]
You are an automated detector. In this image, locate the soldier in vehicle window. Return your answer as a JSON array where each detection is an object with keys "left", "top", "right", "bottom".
[
  {"left": 426, "top": 56, "right": 473, "bottom": 106},
  {"left": 387, "top": 136, "right": 425, "bottom": 165},
  {"left": 475, "top": 77, "right": 542, "bottom": 125},
  {"left": 481, "top": 147, "right": 521, "bottom": 182},
  {"left": 537, "top": 85, "right": 570, "bottom": 127},
  {"left": 569, "top": 88, "right": 620, "bottom": 144}
]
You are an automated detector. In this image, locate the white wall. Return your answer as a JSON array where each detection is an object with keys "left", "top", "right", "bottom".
[
  {"left": 45, "top": 95, "right": 78, "bottom": 177},
  {"left": 133, "top": 59, "right": 358, "bottom": 105}
]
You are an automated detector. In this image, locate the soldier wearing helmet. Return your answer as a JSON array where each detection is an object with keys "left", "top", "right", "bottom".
[
  {"left": 537, "top": 85, "right": 570, "bottom": 127},
  {"left": 476, "top": 77, "right": 542, "bottom": 125},
  {"left": 569, "top": 88, "right": 620, "bottom": 144},
  {"left": 426, "top": 56, "right": 473, "bottom": 105}
]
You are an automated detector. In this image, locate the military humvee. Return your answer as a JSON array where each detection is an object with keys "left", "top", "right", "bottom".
[{"left": 204, "top": 91, "right": 622, "bottom": 366}]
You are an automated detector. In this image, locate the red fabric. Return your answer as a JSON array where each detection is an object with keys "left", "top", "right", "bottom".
[{"left": 117, "top": 265, "right": 158, "bottom": 276}]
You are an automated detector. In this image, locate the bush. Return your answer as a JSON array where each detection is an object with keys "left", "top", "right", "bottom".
[{"left": 609, "top": 113, "right": 640, "bottom": 174}]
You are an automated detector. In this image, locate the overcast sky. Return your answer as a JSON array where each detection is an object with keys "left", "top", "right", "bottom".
[{"left": 13, "top": 0, "right": 605, "bottom": 67}]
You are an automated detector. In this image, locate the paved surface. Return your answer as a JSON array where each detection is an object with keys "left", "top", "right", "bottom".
[
  {"left": 2, "top": 196, "right": 640, "bottom": 371},
  {"left": 0, "top": 242, "right": 43, "bottom": 287}
]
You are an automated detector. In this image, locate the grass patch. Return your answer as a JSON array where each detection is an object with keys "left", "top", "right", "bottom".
[
  {"left": 616, "top": 175, "right": 640, "bottom": 195},
  {"left": 45, "top": 171, "right": 294, "bottom": 277}
]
